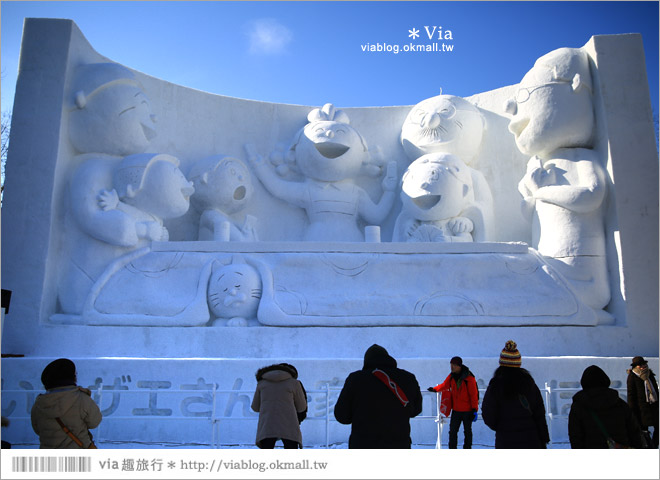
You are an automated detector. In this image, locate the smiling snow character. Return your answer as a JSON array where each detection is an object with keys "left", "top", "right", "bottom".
[
  {"left": 393, "top": 153, "right": 476, "bottom": 243},
  {"left": 247, "top": 103, "right": 397, "bottom": 242},
  {"left": 400, "top": 94, "right": 494, "bottom": 240}
]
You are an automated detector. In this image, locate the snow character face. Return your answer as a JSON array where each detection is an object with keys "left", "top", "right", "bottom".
[
  {"left": 69, "top": 63, "right": 156, "bottom": 156},
  {"left": 401, "top": 95, "right": 484, "bottom": 164},
  {"left": 189, "top": 156, "right": 253, "bottom": 214},
  {"left": 289, "top": 104, "right": 369, "bottom": 183},
  {"left": 505, "top": 48, "right": 594, "bottom": 157},
  {"left": 115, "top": 154, "right": 194, "bottom": 220},
  {"left": 401, "top": 153, "right": 473, "bottom": 222},
  {"left": 207, "top": 262, "right": 262, "bottom": 320},
  {"left": 294, "top": 120, "right": 368, "bottom": 182}
]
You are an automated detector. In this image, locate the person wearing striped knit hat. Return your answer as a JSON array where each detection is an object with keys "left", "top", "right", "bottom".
[
  {"left": 481, "top": 340, "right": 550, "bottom": 448},
  {"left": 499, "top": 339, "right": 522, "bottom": 367}
]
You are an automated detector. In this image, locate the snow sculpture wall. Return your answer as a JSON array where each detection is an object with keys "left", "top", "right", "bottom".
[{"left": 1, "top": 19, "right": 657, "bottom": 358}]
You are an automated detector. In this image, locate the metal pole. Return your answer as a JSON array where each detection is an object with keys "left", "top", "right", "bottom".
[
  {"left": 544, "top": 382, "right": 553, "bottom": 446},
  {"left": 211, "top": 383, "right": 217, "bottom": 448},
  {"left": 435, "top": 391, "right": 442, "bottom": 449},
  {"left": 95, "top": 382, "right": 103, "bottom": 446},
  {"left": 325, "top": 383, "right": 330, "bottom": 448}
]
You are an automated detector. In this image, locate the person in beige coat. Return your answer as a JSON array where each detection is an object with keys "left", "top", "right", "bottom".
[
  {"left": 251, "top": 363, "right": 307, "bottom": 449},
  {"left": 31, "top": 358, "right": 102, "bottom": 449}
]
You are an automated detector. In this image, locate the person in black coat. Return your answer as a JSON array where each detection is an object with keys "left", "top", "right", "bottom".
[
  {"left": 569, "top": 365, "right": 643, "bottom": 448},
  {"left": 481, "top": 340, "right": 550, "bottom": 448},
  {"left": 334, "top": 344, "right": 423, "bottom": 448},
  {"left": 626, "top": 356, "right": 659, "bottom": 448}
]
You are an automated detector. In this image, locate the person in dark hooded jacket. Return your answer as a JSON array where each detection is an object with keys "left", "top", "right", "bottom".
[
  {"left": 334, "top": 344, "right": 423, "bottom": 448},
  {"left": 481, "top": 340, "right": 550, "bottom": 448},
  {"left": 569, "top": 365, "right": 643, "bottom": 448}
]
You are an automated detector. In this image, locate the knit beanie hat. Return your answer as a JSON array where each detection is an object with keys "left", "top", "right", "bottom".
[
  {"left": 499, "top": 340, "right": 522, "bottom": 367},
  {"left": 41, "top": 358, "right": 77, "bottom": 390}
]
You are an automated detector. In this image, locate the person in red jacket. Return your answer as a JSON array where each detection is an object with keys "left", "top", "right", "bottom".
[{"left": 428, "top": 356, "right": 479, "bottom": 448}]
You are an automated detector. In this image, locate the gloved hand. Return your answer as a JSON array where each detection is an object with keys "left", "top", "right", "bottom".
[
  {"left": 427, "top": 387, "right": 436, "bottom": 392},
  {"left": 472, "top": 410, "right": 478, "bottom": 422}
]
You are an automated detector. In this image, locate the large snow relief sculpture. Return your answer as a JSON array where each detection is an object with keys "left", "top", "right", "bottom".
[
  {"left": 400, "top": 94, "right": 494, "bottom": 241},
  {"left": 50, "top": 48, "right": 611, "bottom": 327},
  {"left": 246, "top": 103, "right": 398, "bottom": 242},
  {"left": 59, "top": 63, "right": 191, "bottom": 314},
  {"left": 505, "top": 48, "right": 610, "bottom": 313}
]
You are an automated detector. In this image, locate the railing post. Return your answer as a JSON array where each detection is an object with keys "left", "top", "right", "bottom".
[
  {"left": 325, "top": 383, "right": 330, "bottom": 448},
  {"left": 435, "top": 391, "right": 443, "bottom": 449},
  {"left": 211, "top": 383, "right": 218, "bottom": 448},
  {"left": 544, "top": 382, "right": 553, "bottom": 446},
  {"left": 95, "top": 382, "right": 103, "bottom": 446}
]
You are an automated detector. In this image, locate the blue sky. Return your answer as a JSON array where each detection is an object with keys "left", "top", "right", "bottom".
[{"left": 1, "top": 1, "right": 658, "bottom": 113}]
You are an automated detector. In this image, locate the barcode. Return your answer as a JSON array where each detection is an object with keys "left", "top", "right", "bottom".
[{"left": 12, "top": 456, "right": 92, "bottom": 473}]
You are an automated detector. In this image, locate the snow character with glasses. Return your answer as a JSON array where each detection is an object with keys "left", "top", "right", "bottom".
[{"left": 505, "top": 47, "right": 610, "bottom": 313}]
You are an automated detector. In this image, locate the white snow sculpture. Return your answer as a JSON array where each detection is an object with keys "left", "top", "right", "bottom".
[
  {"left": 68, "top": 62, "right": 157, "bottom": 156},
  {"left": 59, "top": 63, "right": 160, "bottom": 313},
  {"left": 80, "top": 250, "right": 214, "bottom": 326},
  {"left": 400, "top": 94, "right": 494, "bottom": 240},
  {"left": 505, "top": 47, "right": 610, "bottom": 311},
  {"left": 188, "top": 155, "right": 258, "bottom": 241},
  {"left": 393, "top": 153, "right": 476, "bottom": 242},
  {"left": 105, "top": 153, "right": 194, "bottom": 235},
  {"left": 62, "top": 152, "right": 194, "bottom": 314},
  {"left": 246, "top": 103, "right": 398, "bottom": 242},
  {"left": 207, "top": 257, "right": 263, "bottom": 327}
]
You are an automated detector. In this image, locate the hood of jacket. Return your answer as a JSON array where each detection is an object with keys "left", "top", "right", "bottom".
[
  {"left": 573, "top": 387, "right": 622, "bottom": 410},
  {"left": 362, "top": 344, "right": 397, "bottom": 371},
  {"left": 255, "top": 363, "right": 297, "bottom": 382},
  {"left": 32, "top": 386, "right": 81, "bottom": 418},
  {"left": 580, "top": 365, "right": 610, "bottom": 389}
]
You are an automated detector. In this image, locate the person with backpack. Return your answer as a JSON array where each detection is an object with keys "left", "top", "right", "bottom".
[
  {"left": 569, "top": 365, "right": 643, "bottom": 448},
  {"left": 334, "top": 344, "right": 423, "bottom": 448},
  {"left": 427, "top": 356, "right": 479, "bottom": 449},
  {"left": 481, "top": 340, "right": 550, "bottom": 448},
  {"left": 30, "top": 358, "right": 102, "bottom": 449}
]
